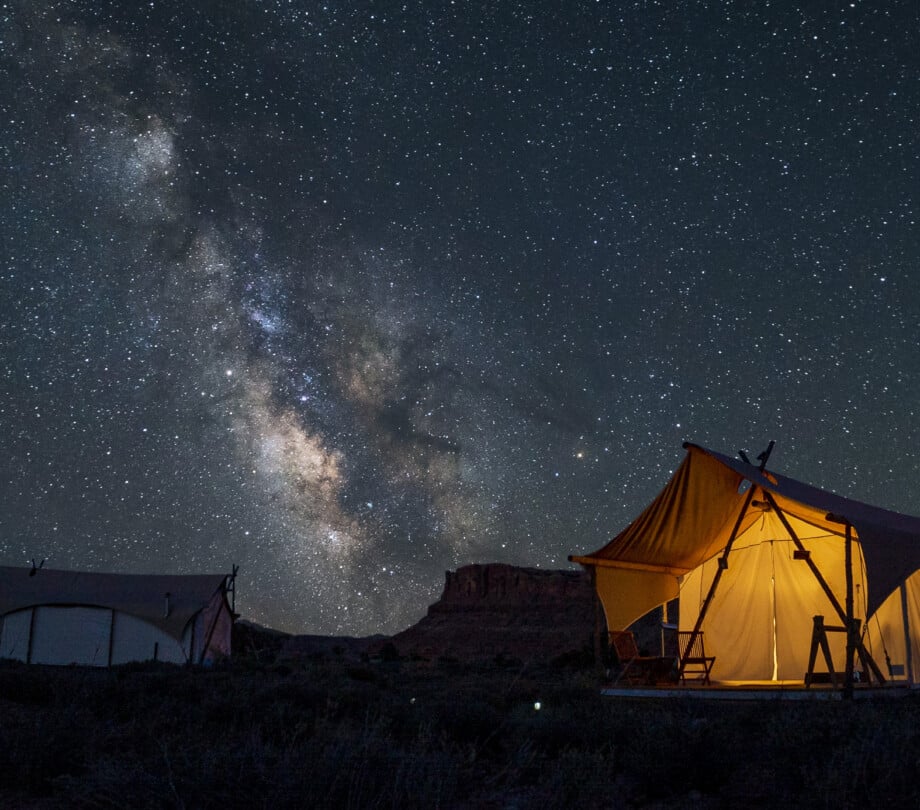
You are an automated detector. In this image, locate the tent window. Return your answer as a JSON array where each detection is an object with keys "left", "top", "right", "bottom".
[{"left": 737, "top": 479, "right": 751, "bottom": 494}]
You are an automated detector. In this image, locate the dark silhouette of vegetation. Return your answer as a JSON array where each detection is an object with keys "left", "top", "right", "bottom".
[{"left": 1, "top": 644, "right": 920, "bottom": 808}]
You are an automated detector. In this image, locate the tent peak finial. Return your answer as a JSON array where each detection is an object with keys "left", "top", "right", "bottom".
[
  {"left": 757, "top": 440, "right": 776, "bottom": 472},
  {"left": 737, "top": 441, "right": 775, "bottom": 471}
]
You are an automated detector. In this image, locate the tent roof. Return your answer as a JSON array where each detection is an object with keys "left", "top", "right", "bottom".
[
  {"left": 0, "top": 566, "right": 230, "bottom": 641},
  {"left": 572, "top": 443, "right": 920, "bottom": 616}
]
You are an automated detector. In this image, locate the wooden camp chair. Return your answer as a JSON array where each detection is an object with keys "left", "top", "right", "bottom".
[
  {"left": 678, "top": 631, "right": 716, "bottom": 685},
  {"left": 609, "top": 630, "right": 666, "bottom": 685}
]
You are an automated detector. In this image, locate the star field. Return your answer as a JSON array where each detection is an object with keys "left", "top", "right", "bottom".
[{"left": 1, "top": 1, "right": 918, "bottom": 634}]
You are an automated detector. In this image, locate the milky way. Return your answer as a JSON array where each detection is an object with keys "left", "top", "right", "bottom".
[{"left": 1, "top": 2, "right": 918, "bottom": 634}]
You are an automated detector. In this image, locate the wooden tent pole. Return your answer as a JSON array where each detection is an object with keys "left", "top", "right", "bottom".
[
  {"left": 229, "top": 564, "right": 239, "bottom": 616},
  {"left": 661, "top": 601, "right": 669, "bottom": 656},
  {"left": 589, "top": 567, "right": 603, "bottom": 666},
  {"left": 901, "top": 583, "right": 914, "bottom": 684},
  {"left": 844, "top": 521, "right": 855, "bottom": 699},
  {"left": 767, "top": 496, "right": 886, "bottom": 685},
  {"left": 680, "top": 483, "right": 758, "bottom": 678},
  {"left": 763, "top": 492, "right": 848, "bottom": 624}
]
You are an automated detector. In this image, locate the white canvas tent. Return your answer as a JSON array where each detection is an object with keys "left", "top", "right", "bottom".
[
  {"left": 571, "top": 443, "right": 920, "bottom": 687},
  {"left": 0, "top": 566, "right": 235, "bottom": 667}
]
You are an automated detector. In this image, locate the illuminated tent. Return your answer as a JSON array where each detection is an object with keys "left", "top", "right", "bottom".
[
  {"left": 0, "top": 566, "right": 235, "bottom": 667},
  {"left": 570, "top": 443, "right": 920, "bottom": 684}
]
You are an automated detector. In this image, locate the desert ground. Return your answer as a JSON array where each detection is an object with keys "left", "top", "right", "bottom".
[{"left": 2, "top": 623, "right": 920, "bottom": 809}]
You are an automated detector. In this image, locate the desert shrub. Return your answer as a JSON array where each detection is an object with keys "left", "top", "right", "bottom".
[
  {"left": 773, "top": 700, "right": 920, "bottom": 809},
  {"left": 0, "top": 702, "right": 90, "bottom": 793},
  {"left": 0, "top": 662, "right": 56, "bottom": 706},
  {"left": 378, "top": 642, "right": 401, "bottom": 662},
  {"left": 540, "top": 747, "right": 630, "bottom": 808},
  {"left": 8, "top": 659, "right": 920, "bottom": 808},
  {"left": 549, "top": 648, "right": 596, "bottom": 670},
  {"left": 429, "top": 686, "right": 505, "bottom": 748},
  {"left": 344, "top": 665, "right": 378, "bottom": 683}
]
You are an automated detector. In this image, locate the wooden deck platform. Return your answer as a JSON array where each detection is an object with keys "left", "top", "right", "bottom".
[{"left": 600, "top": 680, "right": 920, "bottom": 701}]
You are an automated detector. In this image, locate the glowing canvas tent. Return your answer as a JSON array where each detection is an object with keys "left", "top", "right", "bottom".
[
  {"left": 571, "top": 443, "right": 920, "bottom": 686},
  {"left": 0, "top": 566, "right": 236, "bottom": 667}
]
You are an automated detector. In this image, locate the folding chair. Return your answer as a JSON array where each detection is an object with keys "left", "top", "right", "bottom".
[
  {"left": 609, "top": 630, "right": 666, "bottom": 685},
  {"left": 678, "top": 631, "right": 716, "bottom": 685}
]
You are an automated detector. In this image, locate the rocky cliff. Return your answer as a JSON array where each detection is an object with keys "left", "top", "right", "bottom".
[{"left": 384, "top": 563, "right": 598, "bottom": 662}]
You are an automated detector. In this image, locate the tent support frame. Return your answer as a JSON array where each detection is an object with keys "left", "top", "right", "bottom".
[
  {"left": 766, "top": 494, "right": 885, "bottom": 688},
  {"left": 679, "top": 483, "right": 758, "bottom": 681},
  {"left": 199, "top": 607, "right": 219, "bottom": 665}
]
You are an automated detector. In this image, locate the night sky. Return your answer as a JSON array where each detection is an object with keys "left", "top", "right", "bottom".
[{"left": 2, "top": 1, "right": 918, "bottom": 635}]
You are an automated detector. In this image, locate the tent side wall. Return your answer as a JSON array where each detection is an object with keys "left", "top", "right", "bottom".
[
  {"left": 867, "top": 570, "right": 920, "bottom": 683},
  {"left": 30, "top": 606, "right": 113, "bottom": 666},
  {"left": 679, "top": 526, "right": 868, "bottom": 681},
  {"left": 191, "top": 588, "right": 233, "bottom": 664},
  {"left": 0, "top": 604, "right": 211, "bottom": 666},
  {"left": 1, "top": 608, "right": 33, "bottom": 662},
  {"left": 111, "top": 611, "right": 187, "bottom": 665}
]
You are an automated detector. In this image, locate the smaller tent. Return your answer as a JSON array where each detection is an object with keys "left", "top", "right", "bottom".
[
  {"left": 571, "top": 443, "right": 920, "bottom": 686},
  {"left": 0, "top": 566, "right": 235, "bottom": 667}
]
